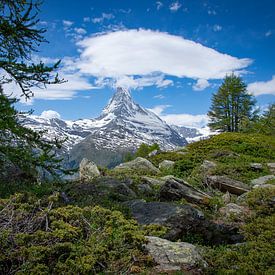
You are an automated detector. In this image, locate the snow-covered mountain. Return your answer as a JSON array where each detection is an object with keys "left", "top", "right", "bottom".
[{"left": 24, "top": 87, "right": 188, "bottom": 167}]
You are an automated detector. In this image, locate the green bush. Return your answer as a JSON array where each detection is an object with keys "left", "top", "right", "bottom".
[{"left": 0, "top": 193, "right": 151, "bottom": 274}]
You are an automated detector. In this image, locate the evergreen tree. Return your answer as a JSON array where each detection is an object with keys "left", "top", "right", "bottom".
[
  {"left": 0, "top": 1, "right": 67, "bottom": 181},
  {"left": 0, "top": 0, "right": 64, "bottom": 98},
  {"left": 208, "top": 74, "right": 256, "bottom": 132}
]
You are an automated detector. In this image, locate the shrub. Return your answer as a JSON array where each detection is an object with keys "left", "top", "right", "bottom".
[{"left": 0, "top": 193, "right": 151, "bottom": 274}]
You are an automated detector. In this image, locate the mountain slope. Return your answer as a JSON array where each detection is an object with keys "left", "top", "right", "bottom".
[{"left": 24, "top": 87, "right": 188, "bottom": 167}]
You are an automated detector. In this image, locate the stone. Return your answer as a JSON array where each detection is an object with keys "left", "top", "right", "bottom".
[
  {"left": 137, "top": 183, "right": 154, "bottom": 196},
  {"left": 250, "top": 163, "right": 263, "bottom": 171},
  {"left": 79, "top": 158, "right": 100, "bottom": 181},
  {"left": 222, "top": 192, "right": 231, "bottom": 204},
  {"left": 159, "top": 160, "right": 175, "bottom": 170},
  {"left": 219, "top": 203, "right": 248, "bottom": 219},
  {"left": 159, "top": 176, "right": 211, "bottom": 204},
  {"left": 205, "top": 175, "right": 250, "bottom": 195},
  {"left": 267, "top": 163, "right": 275, "bottom": 174},
  {"left": 114, "top": 157, "right": 160, "bottom": 175},
  {"left": 141, "top": 176, "right": 166, "bottom": 187},
  {"left": 148, "top": 149, "right": 159, "bottom": 157},
  {"left": 71, "top": 177, "right": 137, "bottom": 202},
  {"left": 125, "top": 200, "right": 243, "bottom": 244},
  {"left": 251, "top": 175, "right": 275, "bottom": 187},
  {"left": 145, "top": 236, "right": 207, "bottom": 272},
  {"left": 201, "top": 160, "right": 217, "bottom": 171}
]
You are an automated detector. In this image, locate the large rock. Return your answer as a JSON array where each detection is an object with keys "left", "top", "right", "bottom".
[
  {"left": 219, "top": 203, "right": 249, "bottom": 219},
  {"left": 159, "top": 176, "right": 211, "bottom": 204},
  {"left": 79, "top": 158, "right": 100, "bottom": 181},
  {"left": 141, "top": 176, "right": 166, "bottom": 187},
  {"left": 250, "top": 163, "right": 263, "bottom": 171},
  {"left": 251, "top": 175, "right": 275, "bottom": 187},
  {"left": 125, "top": 200, "right": 243, "bottom": 244},
  {"left": 267, "top": 163, "right": 275, "bottom": 174},
  {"left": 70, "top": 176, "right": 136, "bottom": 202},
  {"left": 114, "top": 157, "right": 160, "bottom": 175},
  {"left": 205, "top": 175, "right": 250, "bottom": 195},
  {"left": 145, "top": 236, "right": 207, "bottom": 272},
  {"left": 159, "top": 160, "right": 175, "bottom": 170},
  {"left": 201, "top": 160, "right": 217, "bottom": 171}
]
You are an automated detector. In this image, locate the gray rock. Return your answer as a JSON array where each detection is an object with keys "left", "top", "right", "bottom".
[
  {"left": 125, "top": 200, "right": 243, "bottom": 244},
  {"left": 145, "top": 236, "right": 207, "bottom": 272},
  {"left": 159, "top": 160, "right": 175, "bottom": 170},
  {"left": 141, "top": 176, "right": 166, "bottom": 187},
  {"left": 79, "top": 158, "right": 100, "bottom": 181},
  {"left": 267, "top": 163, "right": 275, "bottom": 174},
  {"left": 148, "top": 149, "right": 159, "bottom": 157},
  {"left": 205, "top": 175, "right": 250, "bottom": 195},
  {"left": 222, "top": 191, "right": 231, "bottom": 204},
  {"left": 251, "top": 175, "right": 275, "bottom": 187},
  {"left": 250, "top": 163, "right": 263, "bottom": 171},
  {"left": 114, "top": 157, "right": 160, "bottom": 175},
  {"left": 201, "top": 160, "right": 217, "bottom": 171},
  {"left": 137, "top": 183, "right": 153, "bottom": 196},
  {"left": 219, "top": 203, "right": 248, "bottom": 218},
  {"left": 159, "top": 176, "right": 211, "bottom": 204}
]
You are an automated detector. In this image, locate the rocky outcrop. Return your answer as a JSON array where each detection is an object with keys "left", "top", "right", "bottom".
[
  {"left": 79, "top": 158, "right": 100, "bottom": 181},
  {"left": 267, "top": 163, "right": 275, "bottom": 174},
  {"left": 251, "top": 175, "right": 275, "bottom": 187},
  {"left": 159, "top": 176, "right": 211, "bottom": 204},
  {"left": 205, "top": 175, "right": 250, "bottom": 195},
  {"left": 250, "top": 163, "right": 263, "bottom": 171},
  {"left": 125, "top": 200, "right": 243, "bottom": 244},
  {"left": 114, "top": 157, "right": 160, "bottom": 175},
  {"left": 141, "top": 176, "right": 166, "bottom": 187},
  {"left": 145, "top": 236, "right": 207, "bottom": 272},
  {"left": 201, "top": 160, "right": 217, "bottom": 171},
  {"left": 159, "top": 160, "right": 175, "bottom": 170}
]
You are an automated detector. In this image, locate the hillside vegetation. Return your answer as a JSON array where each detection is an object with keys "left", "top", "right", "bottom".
[{"left": 1, "top": 132, "right": 274, "bottom": 274}]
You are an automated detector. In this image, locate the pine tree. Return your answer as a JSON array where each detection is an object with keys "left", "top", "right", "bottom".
[{"left": 208, "top": 74, "right": 256, "bottom": 132}]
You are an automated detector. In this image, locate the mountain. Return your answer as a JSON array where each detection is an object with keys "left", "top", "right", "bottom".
[{"left": 24, "top": 87, "right": 187, "bottom": 167}]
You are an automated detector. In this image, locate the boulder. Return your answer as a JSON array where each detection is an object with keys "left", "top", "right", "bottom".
[
  {"left": 205, "top": 175, "right": 250, "bottom": 195},
  {"left": 125, "top": 200, "right": 243, "bottom": 244},
  {"left": 137, "top": 183, "right": 154, "bottom": 196},
  {"left": 219, "top": 203, "right": 249, "bottom": 219},
  {"left": 71, "top": 177, "right": 136, "bottom": 202},
  {"left": 159, "top": 176, "right": 211, "bottom": 204},
  {"left": 141, "top": 176, "right": 166, "bottom": 187},
  {"left": 251, "top": 175, "right": 275, "bottom": 187},
  {"left": 114, "top": 157, "right": 160, "bottom": 175},
  {"left": 250, "top": 163, "right": 263, "bottom": 171},
  {"left": 159, "top": 160, "right": 175, "bottom": 170},
  {"left": 145, "top": 236, "right": 207, "bottom": 272},
  {"left": 201, "top": 160, "right": 217, "bottom": 171},
  {"left": 79, "top": 158, "right": 100, "bottom": 181},
  {"left": 267, "top": 163, "right": 275, "bottom": 174}
]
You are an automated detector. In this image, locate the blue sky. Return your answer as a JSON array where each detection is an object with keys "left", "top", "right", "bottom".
[{"left": 14, "top": 0, "right": 275, "bottom": 127}]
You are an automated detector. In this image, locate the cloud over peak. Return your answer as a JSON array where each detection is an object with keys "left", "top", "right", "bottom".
[{"left": 76, "top": 29, "right": 252, "bottom": 89}]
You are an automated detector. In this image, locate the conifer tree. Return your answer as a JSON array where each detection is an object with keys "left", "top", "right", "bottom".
[{"left": 208, "top": 74, "right": 256, "bottom": 132}]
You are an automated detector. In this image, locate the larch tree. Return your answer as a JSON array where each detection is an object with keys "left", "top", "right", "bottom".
[{"left": 208, "top": 74, "right": 256, "bottom": 132}]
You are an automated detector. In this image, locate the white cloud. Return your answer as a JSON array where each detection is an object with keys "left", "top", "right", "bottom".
[
  {"left": 76, "top": 29, "right": 252, "bottom": 89},
  {"left": 247, "top": 75, "right": 275, "bottom": 96},
  {"left": 148, "top": 105, "right": 171, "bottom": 115},
  {"left": 169, "top": 1, "right": 182, "bottom": 12},
  {"left": 40, "top": 110, "right": 61, "bottom": 119},
  {"left": 74, "top": 28, "right": 87, "bottom": 35},
  {"left": 265, "top": 30, "right": 272, "bottom": 37},
  {"left": 156, "top": 1, "right": 163, "bottom": 10},
  {"left": 62, "top": 20, "right": 74, "bottom": 27},
  {"left": 92, "top": 13, "right": 114, "bottom": 24},
  {"left": 153, "top": 94, "right": 165, "bottom": 99},
  {"left": 149, "top": 104, "right": 209, "bottom": 128},
  {"left": 192, "top": 79, "right": 210, "bottom": 91},
  {"left": 213, "top": 24, "right": 222, "bottom": 32}
]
